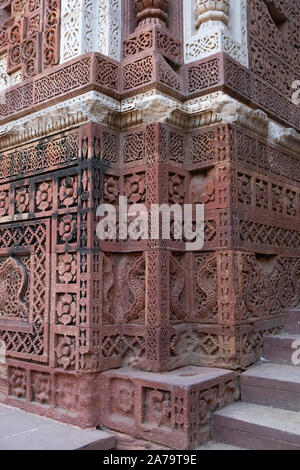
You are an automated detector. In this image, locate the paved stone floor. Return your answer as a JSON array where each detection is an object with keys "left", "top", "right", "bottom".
[
  {"left": 0, "top": 404, "right": 244, "bottom": 451},
  {"left": 196, "top": 442, "right": 244, "bottom": 450},
  {"left": 0, "top": 404, "right": 115, "bottom": 450}
]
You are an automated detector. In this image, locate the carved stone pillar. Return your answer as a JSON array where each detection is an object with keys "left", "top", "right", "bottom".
[{"left": 135, "top": 0, "right": 169, "bottom": 28}]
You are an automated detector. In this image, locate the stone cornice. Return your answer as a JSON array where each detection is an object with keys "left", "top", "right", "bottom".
[
  {"left": 0, "top": 51, "right": 299, "bottom": 135},
  {"left": 269, "top": 123, "right": 300, "bottom": 155},
  {"left": 0, "top": 89, "right": 300, "bottom": 157},
  {"left": 0, "top": 92, "right": 119, "bottom": 150}
]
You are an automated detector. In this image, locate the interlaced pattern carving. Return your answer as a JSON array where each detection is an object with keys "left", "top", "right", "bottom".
[{"left": 0, "top": 130, "right": 79, "bottom": 180}]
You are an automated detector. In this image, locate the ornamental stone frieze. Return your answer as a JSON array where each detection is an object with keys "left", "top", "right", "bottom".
[
  {"left": 0, "top": 0, "right": 61, "bottom": 84},
  {"left": 60, "top": 0, "right": 122, "bottom": 63}
]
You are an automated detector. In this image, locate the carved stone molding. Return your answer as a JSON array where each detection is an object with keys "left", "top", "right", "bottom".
[
  {"left": 0, "top": 49, "right": 299, "bottom": 134},
  {"left": 0, "top": 89, "right": 299, "bottom": 156},
  {"left": 133, "top": 93, "right": 177, "bottom": 125},
  {"left": 214, "top": 100, "right": 270, "bottom": 139},
  {"left": 195, "top": 0, "right": 230, "bottom": 28},
  {"left": 269, "top": 123, "right": 300, "bottom": 155},
  {"left": 135, "top": 0, "right": 169, "bottom": 28},
  {"left": 0, "top": 91, "right": 120, "bottom": 149}
]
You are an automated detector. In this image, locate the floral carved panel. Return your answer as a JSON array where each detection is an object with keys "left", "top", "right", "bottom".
[{"left": 0, "top": 0, "right": 61, "bottom": 85}]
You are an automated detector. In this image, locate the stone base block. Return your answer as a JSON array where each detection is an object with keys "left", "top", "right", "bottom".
[
  {"left": 101, "top": 366, "right": 239, "bottom": 450},
  {"left": 1, "top": 360, "right": 103, "bottom": 429}
]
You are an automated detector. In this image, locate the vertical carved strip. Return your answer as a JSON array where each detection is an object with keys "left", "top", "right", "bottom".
[
  {"left": 60, "top": 0, "right": 122, "bottom": 63},
  {"left": 43, "top": 0, "right": 61, "bottom": 70}
]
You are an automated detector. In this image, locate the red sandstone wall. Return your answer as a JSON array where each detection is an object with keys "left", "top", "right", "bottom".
[{"left": 0, "top": 0, "right": 298, "bottom": 439}]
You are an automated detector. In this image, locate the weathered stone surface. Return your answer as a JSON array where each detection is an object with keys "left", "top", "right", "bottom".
[
  {"left": 285, "top": 309, "right": 300, "bottom": 335},
  {"left": 0, "top": 405, "right": 115, "bottom": 450},
  {"left": 101, "top": 366, "right": 239, "bottom": 449},
  {"left": 263, "top": 334, "right": 300, "bottom": 365}
]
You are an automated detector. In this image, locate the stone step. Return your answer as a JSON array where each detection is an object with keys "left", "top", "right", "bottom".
[
  {"left": 263, "top": 334, "right": 300, "bottom": 365},
  {"left": 212, "top": 402, "right": 300, "bottom": 450},
  {"left": 196, "top": 441, "right": 244, "bottom": 450},
  {"left": 0, "top": 404, "right": 115, "bottom": 450},
  {"left": 285, "top": 309, "right": 300, "bottom": 334},
  {"left": 241, "top": 362, "right": 300, "bottom": 411}
]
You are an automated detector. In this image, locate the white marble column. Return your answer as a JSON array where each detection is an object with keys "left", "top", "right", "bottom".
[
  {"left": 183, "top": 0, "right": 249, "bottom": 67},
  {"left": 60, "top": 0, "right": 122, "bottom": 64}
]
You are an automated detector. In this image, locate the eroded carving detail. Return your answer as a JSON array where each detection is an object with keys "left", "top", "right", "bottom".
[{"left": 0, "top": 257, "right": 28, "bottom": 320}]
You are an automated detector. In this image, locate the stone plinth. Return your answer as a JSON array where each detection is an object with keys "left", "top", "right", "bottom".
[{"left": 101, "top": 366, "right": 238, "bottom": 449}]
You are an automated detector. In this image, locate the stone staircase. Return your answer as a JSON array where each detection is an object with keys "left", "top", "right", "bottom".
[{"left": 212, "top": 309, "right": 300, "bottom": 450}]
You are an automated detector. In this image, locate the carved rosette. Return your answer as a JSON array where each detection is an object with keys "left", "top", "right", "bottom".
[
  {"left": 195, "top": 0, "right": 230, "bottom": 28},
  {"left": 135, "top": 0, "right": 169, "bottom": 28}
]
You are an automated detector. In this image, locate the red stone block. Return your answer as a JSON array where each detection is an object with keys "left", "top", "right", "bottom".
[{"left": 101, "top": 366, "right": 238, "bottom": 449}]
